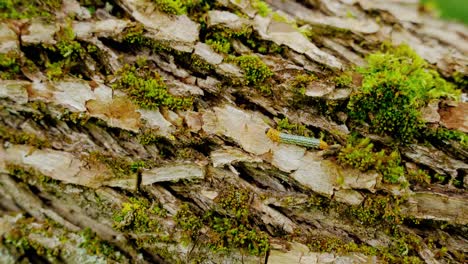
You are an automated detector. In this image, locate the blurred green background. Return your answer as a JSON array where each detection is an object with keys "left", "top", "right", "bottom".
[{"left": 422, "top": 0, "right": 468, "bottom": 24}]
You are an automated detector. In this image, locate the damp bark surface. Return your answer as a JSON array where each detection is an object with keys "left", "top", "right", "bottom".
[{"left": 0, "top": 0, "right": 467, "bottom": 263}]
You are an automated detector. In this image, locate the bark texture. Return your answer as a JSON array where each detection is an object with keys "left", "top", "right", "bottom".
[{"left": 0, "top": 0, "right": 467, "bottom": 263}]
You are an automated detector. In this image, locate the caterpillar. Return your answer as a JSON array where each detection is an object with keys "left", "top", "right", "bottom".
[{"left": 265, "top": 128, "right": 329, "bottom": 150}]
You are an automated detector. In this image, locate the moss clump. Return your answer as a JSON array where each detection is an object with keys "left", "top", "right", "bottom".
[
  {"left": 424, "top": 127, "right": 468, "bottom": 148},
  {"left": 347, "top": 44, "right": 460, "bottom": 143},
  {"left": 307, "top": 236, "right": 377, "bottom": 256},
  {"left": 206, "top": 35, "right": 232, "bottom": 54},
  {"left": 187, "top": 53, "right": 214, "bottom": 74},
  {"left": 452, "top": 71, "right": 467, "bottom": 89},
  {"left": 229, "top": 55, "right": 273, "bottom": 86},
  {"left": 205, "top": 28, "right": 252, "bottom": 54},
  {"left": 85, "top": 152, "right": 147, "bottom": 179},
  {"left": 0, "top": 126, "right": 50, "bottom": 148},
  {"left": 276, "top": 118, "right": 310, "bottom": 137},
  {"left": 43, "top": 23, "right": 87, "bottom": 80},
  {"left": 174, "top": 187, "right": 270, "bottom": 256},
  {"left": 349, "top": 195, "right": 406, "bottom": 226},
  {"left": 207, "top": 186, "right": 270, "bottom": 256},
  {"left": 252, "top": 0, "right": 272, "bottom": 17},
  {"left": 113, "top": 197, "right": 167, "bottom": 233},
  {"left": 79, "top": 228, "right": 122, "bottom": 260},
  {"left": 3, "top": 217, "right": 61, "bottom": 260},
  {"left": 290, "top": 73, "right": 316, "bottom": 95},
  {"left": 0, "top": 51, "right": 21, "bottom": 79},
  {"left": 174, "top": 203, "right": 203, "bottom": 241},
  {"left": 7, "top": 164, "right": 60, "bottom": 186},
  {"left": 338, "top": 137, "right": 405, "bottom": 184},
  {"left": 407, "top": 169, "right": 431, "bottom": 185},
  {"left": 0, "top": 0, "right": 61, "bottom": 19},
  {"left": 333, "top": 71, "right": 353, "bottom": 88},
  {"left": 112, "top": 64, "right": 192, "bottom": 110},
  {"left": 152, "top": 0, "right": 201, "bottom": 15}
]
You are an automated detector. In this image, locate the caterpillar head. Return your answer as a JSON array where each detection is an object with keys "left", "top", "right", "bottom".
[{"left": 265, "top": 128, "right": 281, "bottom": 142}]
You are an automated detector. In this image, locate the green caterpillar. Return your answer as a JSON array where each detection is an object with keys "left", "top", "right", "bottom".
[{"left": 265, "top": 128, "right": 328, "bottom": 149}]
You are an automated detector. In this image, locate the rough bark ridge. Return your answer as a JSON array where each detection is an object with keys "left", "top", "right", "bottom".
[{"left": 0, "top": 0, "right": 467, "bottom": 263}]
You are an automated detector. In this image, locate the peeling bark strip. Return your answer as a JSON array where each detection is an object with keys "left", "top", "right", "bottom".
[{"left": 0, "top": 0, "right": 467, "bottom": 263}]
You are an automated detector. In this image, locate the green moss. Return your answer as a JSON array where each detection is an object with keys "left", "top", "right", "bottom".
[
  {"left": 252, "top": 0, "right": 272, "bottom": 17},
  {"left": 174, "top": 203, "right": 203, "bottom": 241},
  {"left": 290, "top": 73, "right": 316, "bottom": 95},
  {"left": 0, "top": 126, "right": 50, "bottom": 148},
  {"left": 229, "top": 54, "right": 273, "bottom": 86},
  {"left": 338, "top": 137, "right": 405, "bottom": 184},
  {"left": 112, "top": 64, "right": 192, "bottom": 110},
  {"left": 173, "top": 187, "right": 270, "bottom": 256},
  {"left": 152, "top": 0, "right": 201, "bottom": 15},
  {"left": 204, "top": 26, "right": 253, "bottom": 54},
  {"left": 206, "top": 186, "right": 270, "bottom": 256},
  {"left": 307, "top": 236, "right": 377, "bottom": 256},
  {"left": 79, "top": 228, "right": 122, "bottom": 260},
  {"left": 85, "top": 152, "right": 146, "bottom": 179},
  {"left": 43, "top": 23, "right": 86, "bottom": 80},
  {"left": 424, "top": 127, "right": 468, "bottom": 148},
  {"left": 452, "top": 71, "right": 467, "bottom": 88},
  {"left": 2, "top": 215, "right": 127, "bottom": 262},
  {"left": 276, "top": 118, "right": 310, "bottom": 137},
  {"left": 206, "top": 37, "right": 232, "bottom": 54},
  {"left": 334, "top": 72, "right": 353, "bottom": 88},
  {"left": 58, "top": 109, "right": 90, "bottom": 125},
  {"left": 7, "top": 164, "right": 60, "bottom": 185},
  {"left": 0, "top": 0, "right": 61, "bottom": 19},
  {"left": 0, "top": 51, "right": 21, "bottom": 79},
  {"left": 246, "top": 38, "right": 283, "bottom": 54},
  {"left": 138, "top": 130, "right": 165, "bottom": 145},
  {"left": 349, "top": 195, "right": 405, "bottom": 226},
  {"left": 271, "top": 12, "right": 289, "bottom": 23},
  {"left": 407, "top": 169, "right": 431, "bottom": 185},
  {"left": 205, "top": 30, "right": 241, "bottom": 54},
  {"left": 347, "top": 44, "right": 460, "bottom": 143},
  {"left": 188, "top": 53, "right": 214, "bottom": 74},
  {"left": 113, "top": 197, "right": 167, "bottom": 233}
]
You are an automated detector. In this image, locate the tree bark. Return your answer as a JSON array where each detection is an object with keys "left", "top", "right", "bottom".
[{"left": 0, "top": 0, "right": 467, "bottom": 263}]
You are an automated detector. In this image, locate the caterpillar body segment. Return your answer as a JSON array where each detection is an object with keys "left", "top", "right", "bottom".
[{"left": 265, "top": 128, "right": 329, "bottom": 150}]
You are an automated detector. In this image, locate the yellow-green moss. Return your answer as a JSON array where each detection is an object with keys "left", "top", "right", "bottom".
[
  {"left": 252, "top": 0, "right": 272, "bottom": 17},
  {"left": 174, "top": 203, "right": 203, "bottom": 241},
  {"left": 276, "top": 117, "right": 310, "bottom": 137},
  {"left": 0, "top": 0, "right": 61, "bottom": 19},
  {"left": 173, "top": 186, "right": 270, "bottom": 256},
  {"left": 347, "top": 44, "right": 460, "bottom": 143},
  {"left": 348, "top": 195, "right": 406, "bottom": 226},
  {"left": 2, "top": 215, "right": 125, "bottom": 262},
  {"left": 0, "top": 51, "right": 21, "bottom": 79},
  {"left": 333, "top": 71, "right": 353, "bottom": 88},
  {"left": 85, "top": 152, "right": 147, "bottom": 179},
  {"left": 0, "top": 126, "right": 50, "bottom": 148},
  {"left": 44, "top": 23, "right": 86, "bottom": 80},
  {"left": 338, "top": 137, "right": 405, "bottom": 184},
  {"left": 113, "top": 196, "right": 167, "bottom": 233},
  {"left": 79, "top": 228, "right": 122, "bottom": 260},
  {"left": 7, "top": 164, "right": 60, "bottom": 185},
  {"left": 188, "top": 53, "right": 214, "bottom": 74},
  {"left": 229, "top": 54, "right": 273, "bottom": 86},
  {"left": 112, "top": 64, "right": 192, "bottom": 110},
  {"left": 152, "top": 0, "right": 201, "bottom": 15},
  {"left": 290, "top": 73, "right": 316, "bottom": 95},
  {"left": 207, "top": 186, "right": 270, "bottom": 256},
  {"left": 307, "top": 236, "right": 377, "bottom": 256},
  {"left": 424, "top": 127, "right": 468, "bottom": 148}
]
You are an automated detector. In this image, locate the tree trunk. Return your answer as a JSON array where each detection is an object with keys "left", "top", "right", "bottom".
[{"left": 0, "top": 0, "right": 467, "bottom": 263}]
